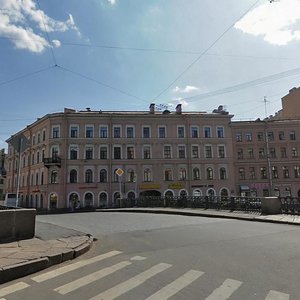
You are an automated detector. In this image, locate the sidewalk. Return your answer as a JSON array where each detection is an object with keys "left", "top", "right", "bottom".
[
  {"left": 98, "top": 207, "right": 300, "bottom": 225},
  {"left": 0, "top": 222, "right": 93, "bottom": 284}
]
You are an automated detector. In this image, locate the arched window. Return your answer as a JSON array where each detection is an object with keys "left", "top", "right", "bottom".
[
  {"left": 99, "top": 192, "right": 107, "bottom": 208},
  {"left": 220, "top": 188, "right": 229, "bottom": 198},
  {"left": 85, "top": 169, "right": 93, "bottom": 183},
  {"left": 164, "top": 169, "right": 172, "bottom": 181},
  {"left": 179, "top": 168, "right": 187, "bottom": 180},
  {"left": 36, "top": 173, "right": 39, "bottom": 185},
  {"left": 220, "top": 167, "right": 227, "bottom": 180},
  {"left": 84, "top": 192, "right": 93, "bottom": 207},
  {"left": 41, "top": 172, "right": 44, "bottom": 185},
  {"left": 180, "top": 190, "right": 187, "bottom": 198},
  {"left": 70, "top": 169, "right": 77, "bottom": 183},
  {"left": 143, "top": 168, "right": 151, "bottom": 182},
  {"left": 51, "top": 170, "right": 58, "bottom": 183},
  {"left": 49, "top": 193, "right": 58, "bottom": 209},
  {"left": 127, "top": 169, "right": 135, "bottom": 182},
  {"left": 206, "top": 167, "right": 213, "bottom": 180},
  {"left": 100, "top": 169, "right": 107, "bottom": 183},
  {"left": 165, "top": 190, "right": 174, "bottom": 198},
  {"left": 193, "top": 167, "right": 200, "bottom": 180},
  {"left": 128, "top": 191, "right": 136, "bottom": 199},
  {"left": 207, "top": 188, "right": 215, "bottom": 197},
  {"left": 193, "top": 189, "right": 201, "bottom": 197}
]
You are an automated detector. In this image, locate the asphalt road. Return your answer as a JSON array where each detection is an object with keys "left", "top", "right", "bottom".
[{"left": 3, "top": 212, "right": 300, "bottom": 299}]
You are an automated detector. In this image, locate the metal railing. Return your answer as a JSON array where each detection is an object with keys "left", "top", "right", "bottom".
[
  {"left": 118, "top": 196, "right": 262, "bottom": 213},
  {"left": 280, "top": 197, "right": 300, "bottom": 215}
]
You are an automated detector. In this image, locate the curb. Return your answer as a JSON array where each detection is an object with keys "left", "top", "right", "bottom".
[
  {"left": 0, "top": 234, "right": 94, "bottom": 284},
  {"left": 97, "top": 208, "right": 300, "bottom": 226}
]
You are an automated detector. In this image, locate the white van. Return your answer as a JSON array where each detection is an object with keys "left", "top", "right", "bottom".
[{"left": 4, "top": 193, "right": 18, "bottom": 207}]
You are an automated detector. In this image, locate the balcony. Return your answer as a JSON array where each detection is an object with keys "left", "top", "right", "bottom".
[{"left": 43, "top": 157, "right": 62, "bottom": 168}]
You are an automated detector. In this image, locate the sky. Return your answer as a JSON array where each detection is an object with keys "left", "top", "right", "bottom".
[{"left": 1, "top": 0, "right": 300, "bottom": 150}]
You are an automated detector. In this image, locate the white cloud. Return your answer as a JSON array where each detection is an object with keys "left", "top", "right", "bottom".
[
  {"left": 172, "top": 85, "right": 199, "bottom": 94},
  {"left": 107, "top": 0, "right": 116, "bottom": 5},
  {"left": 52, "top": 39, "right": 61, "bottom": 48},
  {"left": 234, "top": 0, "right": 300, "bottom": 46},
  {"left": 0, "top": 0, "right": 80, "bottom": 53}
]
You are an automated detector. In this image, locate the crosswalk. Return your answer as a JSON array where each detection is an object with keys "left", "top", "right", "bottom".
[{"left": 0, "top": 250, "right": 291, "bottom": 300}]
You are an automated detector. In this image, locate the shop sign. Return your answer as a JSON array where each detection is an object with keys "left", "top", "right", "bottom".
[
  {"left": 139, "top": 183, "right": 161, "bottom": 190},
  {"left": 168, "top": 183, "right": 184, "bottom": 189}
]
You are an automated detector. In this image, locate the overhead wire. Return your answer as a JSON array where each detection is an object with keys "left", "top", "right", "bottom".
[{"left": 152, "top": 0, "right": 262, "bottom": 101}]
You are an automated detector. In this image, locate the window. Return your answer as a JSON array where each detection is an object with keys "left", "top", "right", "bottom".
[
  {"left": 205, "top": 145, "right": 212, "bottom": 158},
  {"left": 143, "top": 145, "right": 151, "bottom": 159},
  {"left": 191, "top": 145, "right": 199, "bottom": 158},
  {"left": 177, "top": 126, "right": 185, "bottom": 138},
  {"left": 292, "top": 147, "right": 298, "bottom": 158},
  {"left": 249, "top": 167, "right": 256, "bottom": 179},
  {"left": 51, "top": 170, "right": 58, "bottom": 183},
  {"left": 127, "top": 146, "right": 134, "bottom": 159},
  {"left": 113, "top": 146, "right": 121, "bottom": 159},
  {"left": 191, "top": 126, "right": 198, "bottom": 138},
  {"left": 52, "top": 126, "right": 60, "bottom": 138},
  {"left": 100, "top": 126, "right": 108, "bottom": 138},
  {"left": 267, "top": 132, "right": 274, "bottom": 141},
  {"left": 164, "top": 169, "right": 173, "bottom": 181},
  {"left": 282, "top": 166, "right": 289, "bottom": 178},
  {"left": 245, "top": 133, "right": 252, "bottom": 141},
  {"left": 217, "top": 145, "right": 225, "bottom": 158},
  {"left": 127, "top": 169, "right": 135, "bottom": 182},
  {"left": 42, "top": 129, "right": 46, "bottom": 141},
  {"left": 85, "top": 146, "right": 93, "bottom": 160},
  {"left": 100, "top": 169, "right": 107, "bottom": 182},
  {"left": 85, "top": 169, "right": 93, "bottom": 183},
  {"left": 272, "top": 166, "right": 278, "bottom": 179},
  {"left": 193, "top": 167, "right": 200, "bottom": 180},
  {"left": 126, "top": 126, "right": 134, "bottom": 138},
  {"left": 260, "top": 167, "right": 267, "bottom": 179},
  {"left": 281, "top": 147, "right": 287, "bottom": 158},
  {"left": 257, "top": 132, "right": 264, "bottom": 141},
  {"left": 70, "top": 125, "right": 78, "bottom": 138},
  {"left": 235, "top": 133, "right": 242, "bottom": 142},
  {"left": 259, "top": 148, "right": 265, "bottom": 159},
  {"left": 220, "top": 167, "right": 227, "bottom": 180},
  {"left": 237, "top": 148, "right": 243, "bottom": 160},
  {"left": 113, "top": 169, "right": 119, "bottom": 182},
  {"left": 143, "top": 168, "right": 151, "bottom": 182},
  {"left": 164, "top": 145, "right": 172, "bottom": 159},
  {"left": 217, "top": 127, "right": 224, "bottom": 138},
  {"left": 248, "top": 148, "right": 254, "bottom": 159},
  {"left": 279, "top": 131, "right": 285, "bottom": 140},
  {"left": 143, "top": 127, "right": 150, "bottom": 138},
  {"left": 290, "top": 131, "right": 296, "bottom": 140},
  {"left": 113, "top": 126, "right": 121, "bottom": 138},
  {"left": 179, "top": 168, "right": 187, "bottom": 180},
  {"left": 158, "top": 126, "right": 166, "bottom": 138},
  {"left": 206, "top": 167, "right": 213, "bottom": 180},
  {"left": 204, "top": 127, "right": 211, "bottom": 138},
  {"left": 239, "top": 168, "right": 245, "bottom": 180},
  {"left": 100, "top": 146, "right": 108, "bottom": 159},
  {"left": 70, "top": 169, "right": 77, "bottom": 183},
  {"left": 178, "top": 145, "right": 186, "bottom": 158},
  {"left": 270, "top": 148, "right": 276, "bottom": 158},
  {"left": 37, "top": 133, "right": 41, "bottom": 143},
  {"left": 51, "top": 145, "right": 59, "bottom": 158},
  {"left": 70, "top": 145, "right": 78, "bottom": 160},
  {"left": 85, "top": 126, "right": 94, "bottom": 138},
  {"left": 294, "top": 166, "right": 300, "bottom": 178}
]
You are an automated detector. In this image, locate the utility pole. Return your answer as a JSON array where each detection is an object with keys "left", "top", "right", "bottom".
[{"left": 264, "top": 96, "right": 273, "bottom": 196}]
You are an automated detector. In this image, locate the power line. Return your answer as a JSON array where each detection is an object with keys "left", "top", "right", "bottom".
[
  {"left": 58, "top": 66, "right": 148, "bottom": 103},
  {"left": 152, "top": 0, "right": 262, "bottom": 101},
  {"left": 184, "top": 66, "right": 300, "bottom": 102}
]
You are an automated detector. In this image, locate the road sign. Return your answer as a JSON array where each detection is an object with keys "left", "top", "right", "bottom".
[{"left": 116, "top": 168, "right": 124, "bottom": 177}]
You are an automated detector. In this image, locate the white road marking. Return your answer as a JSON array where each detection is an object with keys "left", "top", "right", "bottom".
[
  {"left": 0, "top": 282, "right": 29, "bottom": 298},
  {"left": 265, "top": 290, "right": 290, "bottom": 300},
  {"left": 204, "top": 278, "right": 242, "bottom": 300},
  {"left": 89, "top": 262, "right": 172, "bottom": 300},
  {"left": 31, "top": 250, "right": 122, "bottom": 283},
  {"left": 130, "top": 256, "right": 147, "bottom": 261},
  {"left": 145, "top": 269, "right": 204, "bottom": 300},
  {"left": 54, "top": 261, "right": 132, "bottom": 295}
]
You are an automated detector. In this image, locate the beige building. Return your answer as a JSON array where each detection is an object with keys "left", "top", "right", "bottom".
[
  {"left": 0, "top": 149, "right": 6, "bottom": 201},
  {"left": 5, "top": 104, "right": 235, "bottom": 209}
]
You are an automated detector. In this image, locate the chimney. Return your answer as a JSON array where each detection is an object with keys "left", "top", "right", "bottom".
[
  {"left": 176, "top": 104, "right": 182, "bottom": 114},
  {"left": 149, "top": 103, "right": 155, "bottom": 114}
]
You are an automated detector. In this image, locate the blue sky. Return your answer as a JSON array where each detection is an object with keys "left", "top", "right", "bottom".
[{"left": 1, "top": 0, "right": 300, "bottom": 149}]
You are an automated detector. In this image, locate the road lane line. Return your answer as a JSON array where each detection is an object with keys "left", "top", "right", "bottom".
[
  {"left": 265, "top": 290, "right": 290, "bottom": 300},
  {"left": 204, "top": 278, "right": 242, "bottom": 300},
  {"left": 0, "top": 282, "right": 29, "bottom": 298},
  {"left": 145, "top": 269, "right": 204, "bottom": 300},
  {"left": 54, "top": 261, "right": 132, "bottom": 295},
  {"left": 31, "top": 250, "right": 122, "bottom": 283},
  {"left": 89, "top": 262, "right": 172, "bottom": 300}
]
